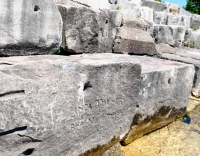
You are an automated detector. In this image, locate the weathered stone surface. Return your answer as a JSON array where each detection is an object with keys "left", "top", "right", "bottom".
[
  {"left": 160, "top": 48, "right": 200, "bottom": 98},
  {"left": 113, "top": 27, "right": 157, "bottom": 55},
  {"left": 153, "top": 25, "right": 186, "bottom": 47},
  {"left": 58, "top": 5, "right": 122, "bottom": 53},
  {"left": 0, "top": 54, "right": 141, "bottom": 156},
  {"left": 110, "top": 0, "right": 141, "bottom": 18},
  {"left": 167, "top": 14, "right": 191, "bottom": 27},
  {"left": 0, "top": 54, "right": 194, "bottom": 155},
  {"left": 101, "top": 143, "right": 124, "bottom": 156},
  {"left": 0, "top": 0, "right": 62, "bottom": 56},
  {"left": 191, "top": 14, "right": 200, "bottom": 30},
  {"left": 156, "top": 43, "right": 178, "bottom": 55},
  {"left": 122, "top": 96, "right": 200, "bottom": 156},
  {"left": 153, "top": 12, "right": 168, "bottom": 25},
  {"left": 184, "top": 29, "right": 200, "bottom": 49}
]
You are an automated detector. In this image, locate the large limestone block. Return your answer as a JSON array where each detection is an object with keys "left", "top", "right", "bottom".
[
  {"left": 0, "top": 54, "right": 194, "bottom": 155},
  {"left": 153, "top": 25, "right": 186, "bottom": 47},
  {"left": 0, "top": 54, "right": 141, "bottom": 156},
  {"left": 113, "top": 27, "right": 157, "bottom": 55},
  {"left": 121, "top": 16, "right": 148, "bottom": 31},
  {"left": 0, "top": 0, "right": 62, "bottom": 56},
  {"left": 179, "top": 8, "right": 191, "bottom": 16},
  {"left": 58, "top": 5, "right": 122, "bottom": 53},
  {"left": 160, "top": 48, "right": 200, "bottom": 98}
]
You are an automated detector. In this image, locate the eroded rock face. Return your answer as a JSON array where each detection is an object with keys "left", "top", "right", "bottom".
[
  {"left": 0, "top": 54, "right": 141, "bottom": 156},
  {"left": 58, "top": 5, "right": 122, "bottom": 53},
  {"left": 153, "top": 25, "right": 186, "bottom": 47},
  {"left": 0, "top": 54, "right": 194, "bottom": 155},
  {"left": 0, "top": 0, "right": 62, "bottom": 56}
]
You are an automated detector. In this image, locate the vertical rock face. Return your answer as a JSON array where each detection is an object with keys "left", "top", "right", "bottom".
[
  {"left": 0, "top": 0, "right": 62, "bottom": 56},
  {"left": 58, "top": 5, "right": 122, "bottom": 53},
  {"left": 153, "top": 25, "right": 186, "bottom": 47}
]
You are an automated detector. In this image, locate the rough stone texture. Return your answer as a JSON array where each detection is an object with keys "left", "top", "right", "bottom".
[
  {"left": 0, "top": 54, "right": 194, "bottom": 155},
  {"left": 121, "top": 16, "right": 148, "bottom": 31},
  {"left": 179, "top": 8, "right": 191, "bottom": 16},
  {"left": 0, "top": 0, "right": 62, "bottom": 56},
  {"left": 0, "top": 54, "right": 141, "bottom": 156},
  {"left": 156, "top": 43, "right": 178, "bottom": 55},
  {"left": 191, "top": 14, "right": 200, "bottom": 30},
  {"left": 58, "top": 5, "right": 122, "bottom": 53},
  {"left": 113, "top": 28, "right": 157, "bottom": 55},
  {"left": 153, "top": 12, "right": 168, "bottom": 25},
  {"left": 101, "top": 143, "right": 124, "bottom": 156},
  {"left": 167, "top": 14, "right": 191, "bottom": 28},
  {"left": 55, "top": 0, "right": 86, "bottom": 7},
  {"left": 184, "top": 29, "right": 200, "bottom": 49},
  {"left": 153, "top": 25, "right": 186, "bottom": 47},
  {"left": 122, "top": 96, "right": 200, "bottom": 156},
  {"left": 160, "top": 48, "right": 200, "bottom": 98},
  {"left": 166, "top": 3, "right": 179, "bottom": 14}
]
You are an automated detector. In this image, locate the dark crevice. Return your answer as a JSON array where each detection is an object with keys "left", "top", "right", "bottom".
[
  {"left": 83, "top": 81, "right": 92, "bottom": 91},
  {"left": 0, "top": 90, "right": 25, "bottom": 98},
  {"left": 0, "top": 126, "right": 27, "bottom": 137},
  {"left": 34, "top": 5, "right": 40, "bottom": 12},
  {"left": 18, "top": 134, "right": 42, "bottom": 142},
  {"left": 22, "top": 148, "right": 35, "bottom": 155}
]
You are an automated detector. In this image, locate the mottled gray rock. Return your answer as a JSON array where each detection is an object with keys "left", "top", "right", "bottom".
[
  {"left": 113, "top": 17, "right": 157, "bottom": 55},
  {"left": 160, "top": 48, "right": 200, "bottom": 98},
  {"left": 191, "top": 14, "right": 200, "bottom": 30},
  {"left": 0, "top": 54, "right": 194, "bottom": 155},
  {"left": 179, "top": 8, "right": 191, "bottom": 16},
  {"left": 184, "top": 29, "right": 200, "bottom": 49},
  {"left": 167, "top": 14, "right": 191, "bottom": 27},
  {"left": 0, "top": 0, "right": 62, "bottom": 56},
  {"left": 0, "top": 54, "right": 141, "bottom": 156},
  {"left": 58, "top": 5, "right": 122, "bottom": 53},
  {"left": 153, "top": 25, "right": 186, "bottom": 47},
  {"left": 121, "top": 16, "right": 148, "bottom": 31},
  {"left": 153, "top": 12, "right": 168, "bottom": 25}
]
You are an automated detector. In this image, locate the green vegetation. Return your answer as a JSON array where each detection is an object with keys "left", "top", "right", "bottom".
[
  {"left": 188, "top": 39, "right": 195, "bottom": 48},
  {"left": 183, "top": 0, "right": 200, "bottom": 15},
  {"left": 155, "top": 0, "right": 165, "bottom": 3},
  {"left": 136, "top": 14, "right": 141, "bottom": 18},
  {"left": 115, "top": 6, "right": 121, "bottom": 10},
  {"left": 55, "top": 48, "right": 61, "bottom": 55}
]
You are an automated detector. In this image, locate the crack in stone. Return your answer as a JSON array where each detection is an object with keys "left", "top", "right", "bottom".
[{"left": 0, "top": 90, "right": 25, "bottom": 99}]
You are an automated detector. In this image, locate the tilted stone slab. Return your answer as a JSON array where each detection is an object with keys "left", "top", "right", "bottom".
[
  {"left": 58, "top": 5, "right": 122, "bottom": 53},
  {"left": 0, "top": 0, "right": 62, "bottom": 56},
  {"left": 153, "top": 25, "right": 186, "bottom": 47},
  {"left": 142, "top": 0, "right": 167, "bottom": 12},
  {"left": 0, "top": 54, "right": 194, "bottom": 155},
  {"left": 191, "top": 14, "right": 200, "bottom": 30},
  {"left": 113, "top": 27, "right": 157, "bottom": 55}
]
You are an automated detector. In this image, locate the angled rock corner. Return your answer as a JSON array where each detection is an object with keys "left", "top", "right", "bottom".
[{"left": 0, "top": 0, "right": 62, "bottom": 56}]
